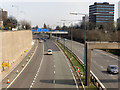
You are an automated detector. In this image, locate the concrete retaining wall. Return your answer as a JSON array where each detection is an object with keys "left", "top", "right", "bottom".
[{"left": 2, "top": 30, "right": 33, "bottom": 64}]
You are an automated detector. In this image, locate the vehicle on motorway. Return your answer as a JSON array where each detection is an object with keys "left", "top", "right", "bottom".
[
  {"left": 107, "top": 65, "right": 118, "bottom": 74},
  {"left": 64, "top": 38, "right": 67, "bottom": 41},
  {"left": 47, "top": 49, "right": 52, "bottom": 55},
  {"left": 39, "top": 40, "right": 43, "bottom": 43},
  {"left": 41, "top": 38, "right": 46, "bottom": 41}
]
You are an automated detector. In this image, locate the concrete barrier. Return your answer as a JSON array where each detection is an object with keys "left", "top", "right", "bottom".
[{"left": 2, "top": 30, "right": 33, "bottom": 66}]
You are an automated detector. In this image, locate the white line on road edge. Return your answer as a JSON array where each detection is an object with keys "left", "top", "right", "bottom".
[
  {"left": 53, "top": 80, "right": 55, "bottom": 84},
  {"left": 54, "top": 71, "right": 55, "bottom": 74},
  {"left": 2, "top": 40, "right": 36, "bottom": 81},
  {"left": 95, "top": 50, "right": 119, "bottom": 61},
  {"left": 73, "top": 50, "right": 106, "bottom": 89},
  {"left": 64, "top": 40, "right": 118, "bottom": 61},
  {"left": 5, "top": 41, "right": 38, "bottom": 90},
  {"left": 55, "top": 43, "right": 78, "bottom": 89},
  {"left": 29, "top": 42, "right": 44, "bottom": 88}
]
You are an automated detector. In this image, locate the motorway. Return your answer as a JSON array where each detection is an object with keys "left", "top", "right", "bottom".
[
  {"left": 2, "top": 35, "right": 77, "bottom": 89},
  {"left": 60, "top": 39, "right": 119, "bottom": 89}
]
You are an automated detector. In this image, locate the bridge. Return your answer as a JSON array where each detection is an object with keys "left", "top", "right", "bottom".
[{"left": 32, "top": 28, "right": 68, "bottom": 39}]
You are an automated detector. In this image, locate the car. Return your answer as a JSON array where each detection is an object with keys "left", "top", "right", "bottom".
[
  {"left": 47, "top": 49, "right": 52, "bottom": 55},
  {"left": 64, "top": 38, "right": 67, "bottom": 41},
  {"left": 107, "top": 65, "right": 118, "bottom": 74},
  {"left": 39, "top": 40, "right": 43, "bottom": 43}
]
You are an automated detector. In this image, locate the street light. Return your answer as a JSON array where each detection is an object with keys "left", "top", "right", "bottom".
[
  {"left": 12, "top": 5, "right": 19, "bottom": 30},
  {"left": 70, "top": 12, "right": 88, "bottom": 84},
  {"left": 61, "top": 19, "right": 81, "bottom": 60},
  {"left": 20, "top": 11, "right": 26, "bottom": 30}
]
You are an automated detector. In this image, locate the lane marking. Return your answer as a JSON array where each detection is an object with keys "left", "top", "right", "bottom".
[
  {"left": 2, "top": 41, "right": 36, "bottom": 81},
  {"left": 95, "top": 50, "right": 119, "bottom": 61},
  {"left": 6, "top": 41, "right": 38, "bottom": 89},
  {"left": 55, "top": 43, "right": 78, "bottom": 89},
  {"left": 54, "top": 71, "right": 55, "bottom": 74},
  {"left": 29, "top": 42, "right": 44, "bottom": 88},
  {"left": 53, "top": 80, "right": 55, "bottom": 84}
]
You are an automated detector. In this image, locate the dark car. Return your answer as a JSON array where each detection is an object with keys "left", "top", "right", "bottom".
[{"left": 107, "top": 65, "right": 118, "bottom": 74}]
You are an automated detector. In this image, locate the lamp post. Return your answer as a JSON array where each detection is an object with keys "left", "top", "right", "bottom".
[
  {"left": 61, "top": 19, "right": 81, "bottom": 60},
  {"left": 20, "top": 11, "right": 26, "bottom": 30},
  {"left": 12, "top": 5, "right": 19, "bottom": 30},
  {"left": 70, "top": 12, "right": 88, "bottom": 85}
]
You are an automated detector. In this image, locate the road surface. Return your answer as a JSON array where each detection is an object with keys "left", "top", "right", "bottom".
[
  {"left": 60, "top": 39, "right": 119, "bottom": 89},
  {"left": 3, "top": 36, "right": 77, "bottom": 89}
]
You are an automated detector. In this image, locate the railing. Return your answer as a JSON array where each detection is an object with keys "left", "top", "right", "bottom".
[{"left": 58, "top": 41, "right": 106, "bottom": 90}]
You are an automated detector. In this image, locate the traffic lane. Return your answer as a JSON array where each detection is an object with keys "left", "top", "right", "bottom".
[
  {"left": 32, "top": 40, "right": 76, "bottom": 88},
  {"left": 54, "top": 51, "right": 76, "bottom": 88},
  {"left": 60, "top": 39, "right": 118, "bottom": 88},
  {"left": 2, "top": 41, "right": 37, "bottom": 88},
  {"left": 91, "top": 52, "right": 118, "bottom": 88},
  {"left": 91, "top": 60, "right": 118, "bottom": 88},
  {"left": 9, "top": 42, "right": 43, "bottom": 88},
  {"left": 32, "top": 40, "right": 56, "bottom": 88},
  {"left": 62, "top": 39, "right": 118, "bottom": 70},
  {"left": 32, "top": 51, "right": 55, "bottom": 88},
  {"left": 44, "top": 39, "right": 60, "bottom": 51}
]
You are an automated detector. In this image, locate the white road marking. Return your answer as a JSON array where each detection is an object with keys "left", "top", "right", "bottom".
[
  {"left": 54, "top": 71, "right": 55, "bottom": 74},
  {"left": 56, "top": 43, "right": 78, "bottom": 89},
  {"left": 29, "top": 42, "right": 44, "bottom": 89},
  {"left": 31, "top": 83, "right": 34, "bottom": 85},
  {"left": 6, "top": 41, "right": 38, "bottom": 89},
  {"left": 2, "top": 41, "right": 35, "bottom": 81},
  {"left": 53, "top": 80, "right": 55, "bottom": 84},
  {"left": 95, "top": 50, "right": 119, "bottom": 61}
]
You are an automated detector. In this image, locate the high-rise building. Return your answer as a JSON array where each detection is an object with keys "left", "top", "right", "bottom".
[
  {"left": 89, "top": 2, "right": 114, "bottom": 23},
  {"left": 118, "top": 1, "right": 120, "bottom": 18},
  {"left": 0, "top": 8, "right": 8, "bottom": 28}
]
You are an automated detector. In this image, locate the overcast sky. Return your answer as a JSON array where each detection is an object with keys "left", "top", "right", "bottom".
[{"left": 0, "top": 0, "right": 119, "bottom": 28}]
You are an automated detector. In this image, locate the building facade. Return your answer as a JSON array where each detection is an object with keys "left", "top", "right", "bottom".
[
  {"left": 89, "top": 2, "right": 114, "bottom": 23},
  {"left": 118, "top": 1, "right": 120, "bottom": 18},
  {"left": 0, "top": 8, "right": 8, "bottom": 28}
]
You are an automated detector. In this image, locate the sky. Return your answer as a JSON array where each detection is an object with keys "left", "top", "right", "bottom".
[{"left": 0, "top": 0, "right": 119, "bottom": 29}]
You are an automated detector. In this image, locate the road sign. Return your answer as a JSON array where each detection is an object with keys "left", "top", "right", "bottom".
[{"left": 2, "top": 63, "right": 9, "bottom": 67}]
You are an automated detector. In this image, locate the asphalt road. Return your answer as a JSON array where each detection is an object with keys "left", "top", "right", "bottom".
[
  {"left": 32, "top": 39, "right": 77, "bottom": 89},
  {"left": 2, "top": 40, "right": 37, "bottom": 89},
  {"left": 60, "top": 39, "right": 119, "bottom": 89},
  {"left": 3, "top": 34, "right": 77, "bottom": 89},
  {"left": 8, "top": 41, "right": 43, "bottom": 88}
]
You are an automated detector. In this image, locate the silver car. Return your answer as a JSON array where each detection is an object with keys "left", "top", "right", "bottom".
[
  {"left": 107, "top": 65, "right": 118, "bottom": 74},
  {"left": 47, "top": 49, "right": 52, "bottom": 55}
]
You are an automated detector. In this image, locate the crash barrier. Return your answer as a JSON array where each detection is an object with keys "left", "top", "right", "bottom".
[{"left": 57, "top": 41, "right": 106, "bottom": 90}]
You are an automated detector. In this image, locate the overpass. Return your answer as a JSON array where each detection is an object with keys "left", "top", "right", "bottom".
[{"left": 32, "top": 29, "right": 68, "bottom": 39}]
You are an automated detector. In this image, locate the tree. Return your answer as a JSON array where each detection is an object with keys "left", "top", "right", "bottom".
[
  {"left": 43, "top": 23, "right": 47, "bottom": 29},
  {"left": 55, "top": 25, "right": 61, "bottom": 30},
  {"left": 3, "top": 16, "right": 17, "bottom": 29},
  {"left": 20, "top": 20, "right": 31, "bottom": 30}
]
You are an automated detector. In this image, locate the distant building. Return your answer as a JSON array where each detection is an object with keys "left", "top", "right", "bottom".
[
  {"left": 118, "top": 1, "right": 120, "bottom": 18},
  {"left": 89, "top": 2, "right": 114, "bottom": 23},
  {"left": 0, "top": 8, "right": 3, "bottom": 28},
  {"left": 117, "top": 17, "right": 120, "bottom": 23},
  {"left": 0, "top": 8, "right": 8, "bottom": 28}
]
